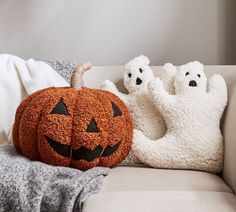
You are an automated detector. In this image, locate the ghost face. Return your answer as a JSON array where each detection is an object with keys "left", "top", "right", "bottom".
[
  {"left": 124, "top": 63, "right": 154, "bottom": 93},
  {"left": 174, "top": 61, "right": 207, "bottom": 94}
]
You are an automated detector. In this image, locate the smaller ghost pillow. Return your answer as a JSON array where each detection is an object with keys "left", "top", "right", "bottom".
[
  {"left": 102, "top": 55, "right": 174, "bottom": 164},
  {"left": 132, "top": 61, "right": 227, "bottom": 173}
]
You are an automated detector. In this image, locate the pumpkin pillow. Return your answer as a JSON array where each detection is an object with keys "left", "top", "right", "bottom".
[{"left": 12, "top": 63, "right": 133, "bottom": 170}]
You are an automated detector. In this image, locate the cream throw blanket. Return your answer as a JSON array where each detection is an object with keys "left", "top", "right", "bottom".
[{"left": 0, "top": 54, "right": 69, "bottom": 141}]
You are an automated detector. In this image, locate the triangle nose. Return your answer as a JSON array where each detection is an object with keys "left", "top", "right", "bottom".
[{"left": 86, "top": 118, "right": 99, "bottom": 132}]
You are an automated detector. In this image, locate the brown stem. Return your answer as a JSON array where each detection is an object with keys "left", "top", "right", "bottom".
[{"left": 70, "top": 62, "right": 91, "bottom": 89}]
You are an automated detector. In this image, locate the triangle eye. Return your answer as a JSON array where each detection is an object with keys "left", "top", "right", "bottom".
[
  {"left": 50, "top": 99, "right": 69, "bottom": 115},
  {"left": 86, "top": 118, "right": 100, "bottom": 132},
  {"left": 112, "top": 102, "right": 122, "bottom": 117}
]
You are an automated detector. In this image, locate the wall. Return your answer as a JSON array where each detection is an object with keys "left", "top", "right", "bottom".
[{"left": 0, "top": 0, "right": 235, "bottom": 65}]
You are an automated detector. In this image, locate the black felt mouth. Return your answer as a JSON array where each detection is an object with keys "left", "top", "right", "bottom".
[
  {"left": 101, "top": 141, "right": 121, "bottom": 157},
  {"left": 136, "top": 78, "right": 142, "bottom": 85},
  {"left": 45, "top": 135, "right": 71, "bottom": 158},
  {"left": 45, "top": 136, "right": 121, "bottom": 162},
  {"left": 189, "top": 80, "right": 197, "bottom": 87}
]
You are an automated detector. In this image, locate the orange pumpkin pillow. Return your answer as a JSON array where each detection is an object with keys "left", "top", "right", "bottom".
[{"left": 12, "top": 63, "right": 133, "bottom": 170}]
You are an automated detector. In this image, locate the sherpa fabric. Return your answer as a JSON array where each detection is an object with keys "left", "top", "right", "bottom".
[
  {"left": 0, "top": 54, "right": 69, "bottom": 136},
  {"left": 0, "top": 143, "right": 109, "bottom": 212},
  {"left": 101, "top": 56, "right": 176, "bottom": 164},
  {"left": 13, "top": 87, "right": 133, "bottom": 170},
  {"left": 132, "top": 61, "right": 227, "bottom": 173}
]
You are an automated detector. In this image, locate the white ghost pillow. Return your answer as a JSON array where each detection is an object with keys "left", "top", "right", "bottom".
[
  {"left": 132, "top": 61, "right": 227, "bottom": 173},
  {"left": 101, "top": 55, "right": 175, "bottom": 164}
]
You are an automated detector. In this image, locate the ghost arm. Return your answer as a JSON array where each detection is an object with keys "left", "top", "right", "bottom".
[
  {"left": 161, "top": 63, "right": 177, "bottom": 94},
  {"left": 101, "top": 79, "right": 128, "bottom": 104},
  {"left": 148, "top": 77, "right": 175, "bottom": 113},
  {"left": 208, "top": 74, "right": 227, "bottom": 110}
]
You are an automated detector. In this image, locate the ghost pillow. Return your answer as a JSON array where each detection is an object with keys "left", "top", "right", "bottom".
[
  {"left": 132, "top": 61, "right": 227, "bottom": 173},
  {"left": 101, "top": 55, "right": 176, "bottom": 164}
]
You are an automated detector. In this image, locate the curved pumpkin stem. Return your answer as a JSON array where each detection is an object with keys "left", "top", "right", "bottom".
[{"left": 70, "top": 62, "right": 91, "bottom": 89}]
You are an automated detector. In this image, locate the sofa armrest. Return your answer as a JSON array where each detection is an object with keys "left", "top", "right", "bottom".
[{"left": 223, "top": 83, "right": 236, "bottom": 194}]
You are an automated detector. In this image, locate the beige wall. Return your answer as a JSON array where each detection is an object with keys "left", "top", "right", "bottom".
[
  {"left": 0, "top": 0, "right": 235, "bottom": 65},
  {"left": 233, "top": 1, "right": 236, "bottom": 63}
]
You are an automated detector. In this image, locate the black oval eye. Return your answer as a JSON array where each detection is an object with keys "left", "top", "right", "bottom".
[
  {"left": 139, "top": 68, "right": 143, "bottom": 73},
  {"left": 197, "top": 74, "right": 201, "bottom": 78},
  {"left": 185, "top": 72, "right": 189, "bottom": 76},
  {"left": 128, "top": 73, "right": 132, "bottom": 78},
  {"left": 50, "top": 99, "right": 68, "bottom": 115}
]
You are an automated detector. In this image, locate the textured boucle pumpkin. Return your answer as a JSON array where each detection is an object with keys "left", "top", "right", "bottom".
[{"left": 13, "top": 63, "right": 133, "bottom": 170}]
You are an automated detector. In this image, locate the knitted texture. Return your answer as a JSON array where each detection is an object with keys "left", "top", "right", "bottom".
[
  {"left": 101, "top": 56, "right": 175, "bottom": 164},
  {"left": 132, "top": 61, "right": 227, "bottom": 173},
  {"left": 0, "top": 144, "right": 109, "bottom": 212},
  {"left": 13, "top": 87, "right": 133, "bottom": 170},
  {"left": 45, "top": 59, "right": 76, "bottom": 83}
]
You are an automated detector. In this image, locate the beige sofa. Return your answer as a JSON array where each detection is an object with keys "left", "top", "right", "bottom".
[{"left": 82, "top": 66, "right": 236, "bottom": 212}]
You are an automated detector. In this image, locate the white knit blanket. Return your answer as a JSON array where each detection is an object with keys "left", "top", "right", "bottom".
[{"left": 0, "top": 54, "right": 69, "bottom": 140}]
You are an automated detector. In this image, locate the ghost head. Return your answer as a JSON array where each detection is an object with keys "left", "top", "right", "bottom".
[
  {"left": 174, "top": 61, "right": 207, "bottom": 94},
  {"left": 124, "top": 55, "right": 154, "bottom": 93}
]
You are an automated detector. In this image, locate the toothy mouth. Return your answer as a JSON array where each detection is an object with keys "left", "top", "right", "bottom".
[{"left": 45, "top": 136, "right": 121, "bottom": 162}]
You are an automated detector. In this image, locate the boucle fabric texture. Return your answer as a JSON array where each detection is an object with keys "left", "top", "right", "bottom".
[
  {"left": 132, "top": 61, "right": 227, "bottom": 173},
  {"left": 102, "top": 56, "right": 175, "bottom": 164},
  {"left": 13, "top": 86, "right": 133, "bottom": 170},
  {"left": 0, "top": 143, "right": 109, "bottom": 212}
]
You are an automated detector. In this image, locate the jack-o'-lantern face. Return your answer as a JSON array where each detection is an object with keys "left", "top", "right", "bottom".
[{"left": 13, "top": 87, "right": 133, "bottom": 170}]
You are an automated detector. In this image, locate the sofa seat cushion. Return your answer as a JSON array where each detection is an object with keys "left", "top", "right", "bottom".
[
  {"left": 100, "top": 166, "right": 233, "bottom": 193},
  {"left": 83, "top": 191, "right": 236, "bottom": 212},
  {"left": 82, "top": 166, "right": 235, "bottom": 211}
]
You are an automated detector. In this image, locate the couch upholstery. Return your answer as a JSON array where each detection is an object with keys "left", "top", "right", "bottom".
[
  {"left": 83, "top": 167, "right": 236, "bottom": 212},
  {"left": 83, "top": 66, "right": 236, "bottom": 211}
]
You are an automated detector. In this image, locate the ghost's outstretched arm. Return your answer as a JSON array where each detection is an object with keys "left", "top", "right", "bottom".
[
  {"left": 208, "top": 74, "right": 227, "bottom": 109},
  {"left": 101, "top": 79, "right": 128, "bottom": 104},
  {"left": 161, "top": 63, "right": 177, "bottom": 94},
  {"left": 148, "top": 77, "right": 175, "bottom": 112}
]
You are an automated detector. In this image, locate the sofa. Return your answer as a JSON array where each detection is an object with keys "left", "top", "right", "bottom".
[{"left": 82, "top": 65, "right": 236, "bottom": 212}]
